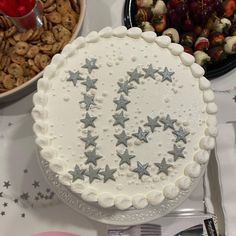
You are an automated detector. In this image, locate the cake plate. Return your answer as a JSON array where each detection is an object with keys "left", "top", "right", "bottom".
[{"left": 37, "top": 150, "right": 207, "bottom": 226}]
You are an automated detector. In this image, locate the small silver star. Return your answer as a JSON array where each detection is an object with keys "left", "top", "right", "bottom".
[
  {"left": 3, "top": 181, "right": 11, "bottom": 189},
  {"left": 80, "top": 112, "right": 97, "bottom": 128},
  {"left": 114, "top": 95, "right": 130, "bottom": 111},
  {"left": 100, "top": 165, "right": 116, "bottom": 183},
  {"left": 68, "top": 165, "right": 86, "bottom": 182},
  {"left": 172, "top": 127, "right": 190, "bottom": 144},
  {"left": 117, "top": 149, "right": 135, "bottom": 166},
  {"left": 133, "top": 161, "right": 150, "bottom": 179},
  {"left": 158, "top": 67, "right": 175, "bottom": 82},
  {"left": 113, "top": 111, "right": 129, "bottom": 128},
  {"left": 117, "top": 81, "right": 134, "bottom": 95},
  {"left": 132, "top": 127, "right": 149, "bottom": 143},
  {"left": 67, "top": 71, "right": 84, "bottom": 86},
  {"left": 32, "top": 181, "right": 40, "bottom": 188},
  {"left": 81, "top": 76, "right": 97, "bottom": 91},
  {"left": 160, "top": 114, "right": 176, "bottom": 131},
  {"left": 81, "top": 131, "right": 98, "bottom": 149},
  {"left": 85, "top": 148, "right": 102, "bottom": 166},
  {"left": 127, "top": 68, "right": 143, "bottom": 84},
  {"left": 143, "top": 64, "right": 158, "bottom": 79},
  {"left": 144, "top": 116, "right": 161, "bottom": 132},
  {"left": 80, "top": 94, "right": 96, "bottom": 110},
  {"left": 114, "top": 130, "right": 132, "bottom": 147},
  {"left": 85, "top": 165, "right": 101, "bottom": 183},
  {"left": 20, "top": 193, "right": 29, "bottom": 200},
  {"left": 168, "top": 144, "right": 185, "bottom": 161},
  {"left": 82, "top": 58, "right": 98, "bottom": 73},
  {"left": 155, "top": 158, "right": 173, "bottom": 175}
]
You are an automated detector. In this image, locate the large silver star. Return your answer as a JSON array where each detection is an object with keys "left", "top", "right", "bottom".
[
  {"left": 85, "top": 148, "right": 102, "bottom": 166},
  {"left": 68, "top": 165, "right": 85, "bottom": 182},
  {"left": 172, "top": 127, "right": 190, "bottom": 144},
  {"left": 114, "top": 130, "right": 132, "bottom": 147},
  {"left": 143, "top": 64, "right": 158, "bottom": 80},
  {"left": 114, "top": 95, "right": 130, "bottom": 111},
  {"left": 117, "top": 149, "right": 135, "bottom": 166},
  {"left": 133, "top": 161, "right": 150, "bottom": 179},
  {"left": 144, "top": 116, "right": 161, "bottom": 132},
  {"left": 158, "top": 67, "right": 175, "bottom": 82},
  {"left": 85, "top": 165, "right": 101, "bottom": 183},
  {"left": 160, "top": 114, "right": 176, "bottom": 131},
  {"left": 100, "top": 165, "right": 116, "bottom": 183},
  {"left": 80, "top": 94, "right": 96, "bottom": 110},
  {"left": 168, "top": 144, "right": 185, "bottom": 161},
  {"left": 132, "top": 127, "right": 149, "bottom": 143},
  {"left": 82, "top": 58, "right": 98, "bottom": 73},
  {"left": 67, "top": 71, "right": 84, "bottom": 86},
  {"left": 113, "top": 111, "right": 129, "bottom": 128},
  {"left": 127, "top": 68, "right": 143, "bottom": 84},
  {"left": 81, "top": 131, "right": 98, "bottom": 149},
  {"left": 80, "top": 112, "right": 97, "bottom": 128},
  {"left": 155, "top": 158, "right": 173, "bottom": 175},
  {"left": 81, "top": 76, "right": 97, "bottom": 91},
  {"left": 117, "top": 80, "right": 134, "bottom": 95}
]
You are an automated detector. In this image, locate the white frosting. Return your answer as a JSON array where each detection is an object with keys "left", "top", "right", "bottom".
[
  {"left": 72, "top": 36, "right": 86, "bottom": 49},
  {"left": 200, "top": 137, "right": 215, "bottom": 150},
  {"left": 43, "top": 64, "right": 57, "bottom": 79},
  {"left": 163, "top": 185, "right": 179, "bottom": 199},
  {"left": 33, "top": 91, "right": 48, "bottom": 106},
  {"left": 203, "top": 90, "right": 215, "bottom": 102},
  {"left": 86, "top": 31, "right": 99, "bottom": 43},
  {"left": 199, "top": 77, "right": 211, "bottom": 90},
  {"left": 33, "top": 121, "right": 48, "bottom": 135},
  {"left": 98, "top": 193, "right": 114, "bottom": 208},
  {"left": 113, "top": 26, "right": 127, "bottom": 38},
  {"left": 32, "top": 105, "right": 48, "bottom": 120},
  {"left": 127, "top": 27, "right": 142, "bottom": 39},
  {"left": 168, "top": 43, "right": 184, "bottom": 55},
  {"left": 49, "top": 160, "right": 66, "bottom": 174},
  {"left": 194, "top": 150, "right": 210, "bottom": 164},
  {"left": 190, "top": 63, "right": 205, "bottom": 78},
  {"left": 115, "top": 195, "right": 132, "bottom": 210},
  {"left": 132, "top": 194, "right": 148, "bottom": 209},
  {"left": 99, "top": 27, "right": 113, "bottom": 38},
  {"left": 62, "top": 44, "right": 75, "bottom": 57},
  {"left": 36, "top": 136, "right": 51, "bottom": 148},
  {"left": 155, "top": 36, "right": 171, "bottom": 47},
  {"left": 37, "top": 79, "right": 50, "bottom": 92},
  {"left": 176, "top": 176, "right": 191, "bottom": 190},
  {"left": 40, "top": 147, "right": 57, "bottom": 161},
  {"left": 206, "top": 103, "right": 218, "bottom": 114},
  {"left": 71, "top": 182, "right": 85, "bottom": 194},
  {"left": 146, "top": 191, "right": 164, "bottom": 205},
  {"left": 59, "top": 174, "right": 72, "bottom": 186},
  {"left": 180, "top": 52, "right": 195, "bottom": 66},
  {"left": 205, "top": 126, "right": 218, "bottom": 137},
  {"left": 142, "top": 31, "right": 157, "bottom": 43},
  {"left": 184, "top": 162, "right": 201, "bottom": 178},
  {"left": 81, "top": 188, "right": 98, "bottom": 202}
]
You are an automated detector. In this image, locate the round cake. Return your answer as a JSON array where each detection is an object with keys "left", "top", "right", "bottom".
[{"left": 32, "top": 26, "right": 217, "bottom": 211}]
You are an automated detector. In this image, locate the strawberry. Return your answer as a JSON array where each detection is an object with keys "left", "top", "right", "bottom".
[{"left": 223, "top": 0, "right": 236, "bottom": 17}]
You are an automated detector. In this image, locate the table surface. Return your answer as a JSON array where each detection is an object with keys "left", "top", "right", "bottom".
[{"left": 0, "top": 0, "right": 236, "bottom": 235}]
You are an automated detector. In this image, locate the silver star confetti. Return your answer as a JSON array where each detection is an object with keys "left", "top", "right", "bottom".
[
  {"left": 80, "top": 112, "right": 97, "bottom": 128},
  {"left": 172, "top": 127, "right": 190, "bottom": 144},
  {"left": 113, "top": 111, "right": 129, "bottom": 128},
  {"left": 68, "top": 165, "right": 86, "bottom": 182},
  {"left": 132, "top": 127, "right": 149, "bottom": 143},
  {"left": 133, "top": 161, "right": 150, "bottom": 179},
  {"left": 127, "top": 68, "right": 143, "bottom": 84},
  {"left": 168, "top": 144, "right": 185, "bottom": 161},
  {"left": 100, "top": 165, "right": 116, "bottom": 183},
  {"left": 80, "top": 94, "right": 96, "bottom": 110},
  {"left": 117, "top": 149, "right": 135, "bottom": 166},
  {"left": 114, "top": 95, "right": 130, "bottom": 111},
  {"left": 143, "top": 64, "right": 158, "bottom": 79},
  {"left": 81, "top": 131, "right": 98, "bottom": 149},
  {"left": 81, "top": 76, "right": 97, "bottom": 91},
  {"left": 155, "top": 158, "right": 173, "bottom": 175},
  {"left": 158, "top": 67, "right": 175, "bottom": 82},
  {"left": 117, "top": 81, "right": 134, "bottom": 95},
  {"left": 144, "top": 116, "right": 161, "bottom": 132},
  {"left": 82, "top": 58, "right": 98, "bottom": 73},
  {"left": 114, "top": 130, "right": 131, "bottom": 147},
  {"left": 85, "top": 148, "right": 102, "bottom": 166},
  {"left": 85, "top": 165, "right": 101, "bottom": 183},
  {"left": 67, "top": 71, "right": 84, "bottom": 86},
  {"left": 160, "top": 114, "right": 176, "bottom": 131}
]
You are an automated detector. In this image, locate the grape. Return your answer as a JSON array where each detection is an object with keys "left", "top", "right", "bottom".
[
  {"left": 214, "top": 0, "right": 224, "bottom": 16},
  {"left": 175, "top": 3, "right": 187, "bottom": 15},
  {"left": 198, "top": 10, "right": 209, "bottom": 26}
]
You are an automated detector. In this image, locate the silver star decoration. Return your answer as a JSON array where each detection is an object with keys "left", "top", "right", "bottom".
[
  {"left": 68, "top": 165, "right": 85, "bottom": 182},
  {"left": 158, "top": 67, "right": 175, "bottom": 82},
  {"left": 85, "top": 165, "right": 101, "bottom": 183},
  {"left": 67, "top": 71, "right": 84, "bottom": 86},
  {"left": 117, "top": 81, "right": 134, "bottom": 95},
  {"left": 100, "top": 165, "right": 116, "bottom": 183},
  {"left": 81, "top": 76, "right": 97, "bottom": 91},
  {"left": 155, "top": 158, "right": 173, "bottom": 175},
  {"left": 80, "top": 94, "right": 96, "bottom": 110},
  {"left": 132, "top": 127, "right": 149, "bottom": 143},
  {"left": 133, "top": 161, "right": 150, "bottom": 179},
  {"left": 143, "top": 64, "right": 158, "bottom": 79},
  {"left": 113, "top": 111, "right": 129, "bottom": 128},
  {"left": 144, "top": 116, "right": 161, "bottom": 132},
  {"left": 85, "top": 148, "right": 102, "bottom": 166},
  {"left": 82, "top": 58, "right": 98, "bottom": 73},
  {"left": 114, "top": 95, "right": 130, "bottom": 111},
  {"left": 117, "top": 149, "right": 135, "bottom": 166},
  {"left": 80, "top": 112, "right": 97, "bottom": 128},
  {"left": 114, "top": 130, "right": 131, "bottom": 147},
  {"left": 160, "top": 114, "right": 176, "bottom": 131},
  {"left": 172, "top": 127, "right": 190, "bottom": 144},
  {"left": 168, "top": 144, "right": 185, "bottom": 161},
  {"left": 81, "top": 131, "right": 98, "bottom": 149},
  {"left": 127, "top": 68, "right": 143, "bottom": 84}
]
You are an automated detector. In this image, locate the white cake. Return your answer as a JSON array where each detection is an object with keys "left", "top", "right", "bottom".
[{"left": 32, "top": 26, "right": 217, "bottom": 211}]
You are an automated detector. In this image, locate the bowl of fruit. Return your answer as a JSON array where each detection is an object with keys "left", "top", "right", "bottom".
[{"left": 123, "top": 0, "right": 236, "bottom": 79}]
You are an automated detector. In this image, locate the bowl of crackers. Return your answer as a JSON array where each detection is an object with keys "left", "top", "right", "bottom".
[{"left": 0, "top": 0, "right": 86, "bottom": 103}]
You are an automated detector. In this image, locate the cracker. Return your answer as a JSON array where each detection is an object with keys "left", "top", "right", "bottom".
[
  {"left": 2, "top": 74, "right": 15, "bottom": 89},
  {"left": 8, "top": 63, "right": 24, "bottom": 77},
  {"left": 15, "top": 41, "right": 30, "bottom": 56},
  {"left": 46, "top": 11, "right": 62, "bottom": 24}
]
